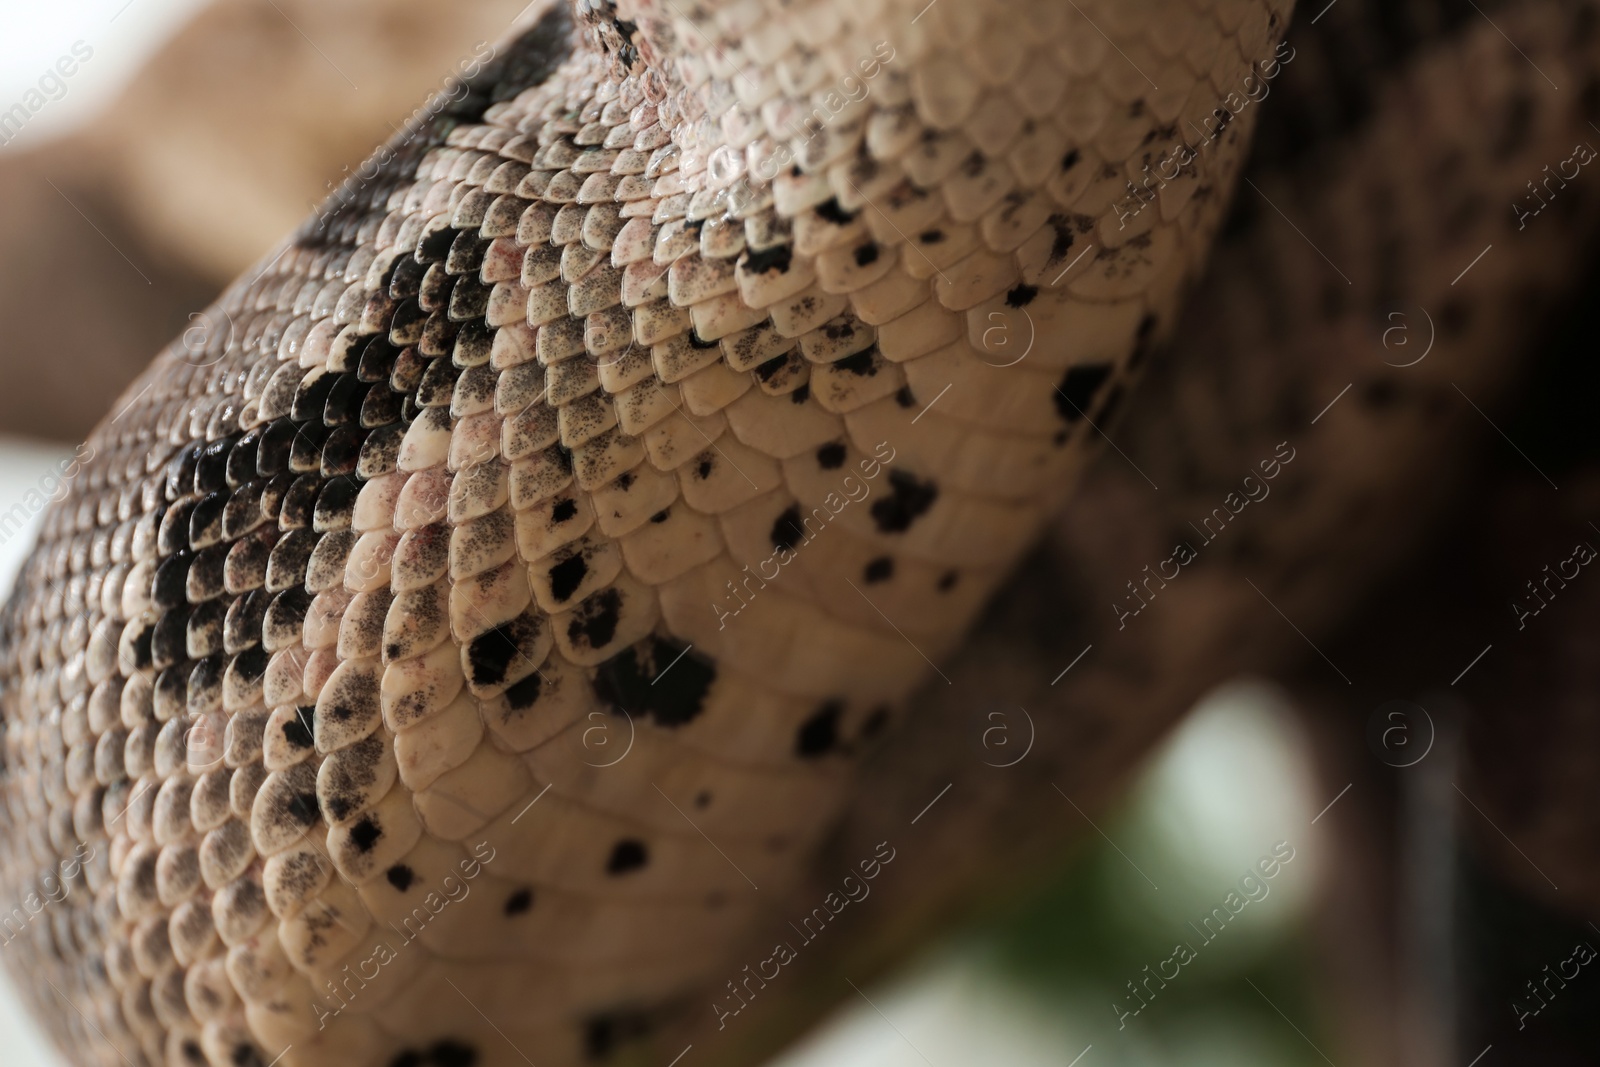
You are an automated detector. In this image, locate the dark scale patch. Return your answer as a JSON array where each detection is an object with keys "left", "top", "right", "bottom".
[
  {"left": 504, "top": 888, "right": 534, "bottom": 915},
  {"left": 607, "top": 839, "right": 648, "bottom": 875},
  {"left": 429, "top": 1040, "right": 478, "bottom": 1067},
  {"left": 550, "top": 498, "right": 578, "bottom": 523},
  {"left": 918, "top": 229, "right": 945, "bottom": 244},
  {"left": 1005, "top": 284, "right": 1038, "bottom": 308},
  {"left": 593, "top": 637, "right": 716, "bottom": 727},
  {"left": 770, "top": 505, "right": 805, "bottom": 551},
  {"left": 743, "top": 244, "right": 793, "bottom": 273},
  {"left": 1054, "top": 363, "right": 1112, "bottom": 423},
  {"left": 287, "top": 792, "right": 320, "bottom": 826},
  {"left": 853, "top": 242, "right": 880, "bottom": 267},
  {"left": 695, "top": 791, "right": 712, "bottom": 809},
  {"left": 863, "top": 557, "right": 894, "bottom": 583},
  {"left": 816, "top": 441, "right": 847, "bottom": 469},
  {"left": 566, "top": 588, "right": 622, "bottom": 649},
  {"left": 754, "top": 353, "right": 789, "bottom": 382},
  {"left": 894, "top": 385, "right": 916, "bottom": 408},
  {"left": 283, "top": 707, "right": 315, "bottom": 749},
  {"left": 548, "top": 553, "right": 589, "bottom": 602},
  {"left": 390, "top": 1053, "right": 424, "bottom": 1067},
  {"left": 790, "top": 384, "right": 811, "bottom": 404},
  {"left": 695, "top": 457, "right": 714, "bottom": 479},
  {"left": 859, "top": 706, "right": 891, "bottom": 740},
  {"left": 1362, "top": 379, "right": 1399, "bottom": 409},
  {"left": 869, "top": 469, "right": 938, "bottom": 534},
  {"left": 687, "top": 329, "right": 719, "bottom": 350},
  {"left": 232, "top": 1044, "right": 263, "bottom": 1067},
  {"left": 1048, "top": 215, "right": 1075, "bottom": 262},
  {"left": 1061, "top": 148, "right": 1081, "bottom": 171},
  {"left": 350, "top": 817, "right": 382, "bottom": 853},
  {"left": 386, "top": 865, "right": 416, "bottom": 892},
  {"left": 796, "top": 702, "right": 842, "bottom": 757},
  {"left": 834, "top": 348, "right": 879, "bottom": 376},
  {"left": 467, "top": 622, "right": 531, "bottom": 687},
  {"left": 937, "top": 570, "right": 958, "bottom": 592},
  {"left": 584, "top": 1011, "right": 653, "bottom": 1062},
  {"left": 182, "top": 1041, "right": 205, "bottom": 1063},
  {"left": 505, "top": 673, "right": 542, "bottom": 711},
  {"left": 649, "top": 508, "right": 670, "bottom": 524},
  {"left": 815, "top": 197, "right": 856, "bottom": 225}
]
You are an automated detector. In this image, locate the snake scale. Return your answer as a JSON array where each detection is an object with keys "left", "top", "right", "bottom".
[{"left": 11, "top": 0, "right": 1519, "bottom": 1063}]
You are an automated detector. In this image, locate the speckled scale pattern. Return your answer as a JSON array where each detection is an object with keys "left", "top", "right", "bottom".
[{"left": 0, "top": 0, "right": 1287, "bottom": 1063}]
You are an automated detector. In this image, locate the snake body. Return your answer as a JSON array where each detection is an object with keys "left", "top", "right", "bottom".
[{"left": 0, "top": 1, "right": 1290, "bottom": 1063}]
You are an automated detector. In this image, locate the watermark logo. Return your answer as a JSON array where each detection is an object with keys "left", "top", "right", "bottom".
[{"left": 1366, "top": 700, "right": 1435, "bottom": 768}]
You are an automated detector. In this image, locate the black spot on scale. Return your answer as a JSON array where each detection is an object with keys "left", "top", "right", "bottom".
[
  {"left": 937, "top": 570, "right": 958, "bottom": 592},
  {"left": 466, "top": 623, "right": 523, "bottom": 687},
  {"left": 566, "top": 588, "right": 622, "bottom": 649},
  {"left": 505, "top": 673, "right": 542, "bottom": 711},
  {"left": 696, "top": 456, "right": 714, "bottom": 479},
  {"left": 918, "top": 229, "right": 945, "bottom": 244},
  {"left": 182, "top": 1040, "right": 205, "bottom": 1064},
  {"left": 686, "top": 329, "right": 719, "bottom": 350},
  {"left": 504, "top": 888, "right": 533, "bottom": 915},
  {"left": 649, "top": 508, "right": 670, "bottom": 524},
  {"left": 389, "top": 1052, "right": 424, "bottom": 1067},
  {"left": 816, "top": 441, "right": 847, "bottom": 469},
  {"left": 770, "top": 505, "right": 805, "bottom": 551},
  {"left": 834, "top": 348, "right": 879, "bottom": 376},
  {"left": 283, "top": 708, "right": 315, "bottom": 749},
  {"left": 894, "top": 385, "right": 916, "bottom": 408},
  {"left": 1048, "top": 215, "right": 1075, "bottom": 262},
  {"left": 869, "top": 469, "right": 938, "bottom": 534},
  {"left": 350, "top": 817, "right": 382, "bottom": 853},
  {"left": 593, "top": 636, "right": 716, "bottom": 727},
  {"left": 1005, "top": 284, "right": 1038, "bottom": 308},
  {"left": 386, "top": 865, "right": 416, "bottom": 892},
  {"left": 754, "top": 353, "right": 789, "bottom": 382},
  {"left": 864, "top": 557, "right": 893, "bottom": 583},
  {"left": 790, "top": 384, "right": 811, "bottom": 405},
  {"left": 287, "top": 792, "right": 320, "bottom": 826},
  {"left": 607, "top": 839, "right": 648, "bottom": 875},
  {"left": 550, "top": 498, "right": 578, "bottom": 524},
  {"left": 1061, "top": 148, "right": 1081, "bottom": 171},
  {"left": 743, "top": 244, "right": 793, "bottom": 274},
  {"left": 1054, "top": 364, "right": 1112, "bottom": 423},
  {"left": 796, "top": 703, "right": 842, "bottom": 757},
  {"left": 429, "top": 1040, "right": 479, "bottom": 1067},
  {"left": 232, "top": 1044, "right": 264, "bottom": 1067},
  {"left": 815, "top": 197, "right": 856, "bottom": 225},
  {"left": 853, "top": 242, "right": 880, "bottom": 267},
  {"left": 548, "top": 553, "right": 589, "bottom": 602}
]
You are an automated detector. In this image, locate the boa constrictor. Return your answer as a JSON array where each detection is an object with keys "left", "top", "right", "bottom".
[{"left": 7, "top": 0, "right": 1598, "bottom": 1064}]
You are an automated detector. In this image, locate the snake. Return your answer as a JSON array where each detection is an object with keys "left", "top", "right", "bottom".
[{"left": 9, "top": 0, "right": 1595, "bottom": 1063}]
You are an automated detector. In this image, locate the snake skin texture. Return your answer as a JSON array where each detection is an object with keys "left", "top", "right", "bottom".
[{"left": 0, "top": 1, "right": 1292, "bottom": 1064}]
